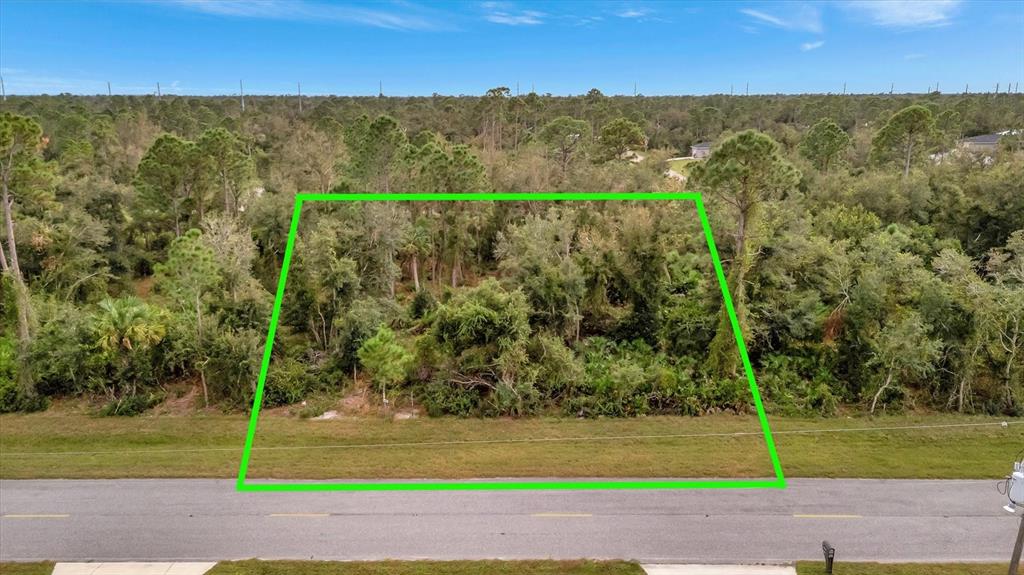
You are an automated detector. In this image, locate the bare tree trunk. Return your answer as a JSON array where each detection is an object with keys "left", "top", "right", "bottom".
[
  {"left": 903, "top": 139, "right": 914, "bottom": 178},
  {"left": 196, "top": 294, "right": 209, "bottom": 407},
  {"left": 2, "top": 185, "right": 22, "bottom": 277},
  {"left": 870, "top": 369, "right": 894, "bottom": 414},
  {"left": 0, "top": 238, "right": 8, "bottom": 272},
  {"left": 3, "top": 175, "right": 34, "bottom": 394},
  {"left": 411, "top": 254, "right": 420, "bottom": 292},
  {"left": 222, "top": 174, "right": 231, "bottom": 213}
]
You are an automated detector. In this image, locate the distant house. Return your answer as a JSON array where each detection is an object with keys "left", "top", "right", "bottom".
[
  {"left": 691, "top": 141, "right": 712, "bottom": 159},
  {"left": 958, "top": 130, "right": 1018, "bottom": 154}
]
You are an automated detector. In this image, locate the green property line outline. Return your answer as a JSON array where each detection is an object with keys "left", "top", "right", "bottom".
[{"left": 236, "top": 191, "right": 787, "bottom": 492}]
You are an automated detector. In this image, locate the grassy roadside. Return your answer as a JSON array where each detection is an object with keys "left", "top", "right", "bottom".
[
  {"left": 1, "top": 413, "right": 1020, "bottom": 480},
  {"left": 0, "top": 564, "right": 53, "bottom": 575}
]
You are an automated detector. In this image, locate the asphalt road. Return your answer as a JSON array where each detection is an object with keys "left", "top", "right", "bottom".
[{"left": 0, "top": 478, "right": 1018, "bottom": 563}]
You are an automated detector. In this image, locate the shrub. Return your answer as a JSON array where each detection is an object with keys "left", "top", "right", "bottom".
[
  {"left": 422, "top": 379, "right": 480, "bottom": 417},
  {"left": 335, "top": 297, "right": 396, "bottom": 372},
  {"left": 98, "top": 390, "right": 163, "bottom": 416},
  {"left": 0, "top": 381, "right": 49, "bottom": 413},
  {"left": 528, "top": 333, "right": 583, "bottom": 402},
  {"left": 759, "top": 353, "right": 839, "bottom": 416},
  {"left": 409, "top": 289, "right": 436, "bottom": 320},
  {"left": 206, "top": 328, "right": 264, "bottom": 405},
  {"left": 29, "top": 302, "right": 95, "bottom": 396},
  {"left": 263, "top": 357, "right": 315, "bottom": 407},
  {"left": 357, "top": 325, "right": 412, "bottom": 413}
]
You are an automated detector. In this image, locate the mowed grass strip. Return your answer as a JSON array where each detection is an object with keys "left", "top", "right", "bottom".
[
  {"left": 796, "top": 562, "right": 1009, "bottom": 574},
  {"left": 0, "top": 563, "right": 53, "bottom": 575},
  {"left": 1, "top": 413, "right": 1020, "bottom": 479},
  {"left": 208, "top": 560, "right": 643, "bottom": 575}
]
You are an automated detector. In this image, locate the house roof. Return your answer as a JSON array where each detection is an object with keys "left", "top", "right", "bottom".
[
  {"left": 691, "top": 141, "right": 712, "bottom": 148},
  {"left": 961, "top": 133, "right": 1003, "bottom": 145}
]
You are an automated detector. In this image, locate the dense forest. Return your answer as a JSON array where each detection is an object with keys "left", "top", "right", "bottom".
[{"left": 0, "top": 90, "right": 1022, "bottom": 418}]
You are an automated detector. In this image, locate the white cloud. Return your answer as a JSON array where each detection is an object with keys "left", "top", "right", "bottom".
[
  {"left": 842, "top": 0, "right": 961, "bottom": 28},
  {"left": 617, "top": 9, "right": 648, "bottom": 18},
  {"left": 740, "top": 4, "right": 823, "bottom": 34},
  {"left": 801, "top": 40, "right": 825, "bottom": 51},
  {"left": 481, "top": 3, "right": 545, "bottom": 26},
  {"left": 485, "top": 10, "right": 545, "bottom": 25},
  {"left": 168, "top": 0, "right": 445, "bottom": 31}
]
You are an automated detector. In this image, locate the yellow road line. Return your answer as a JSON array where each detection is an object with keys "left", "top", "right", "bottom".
[
  {"left": 267, "top": 513, "right": 330, "bottom": 517},
  {"left": 531, "top": 512, "right": 593, "bottom": 518},
  {"left": 3, "top": 514, "right": 70, "bottom": 519},
  {"left": 793, "top": 514, "right": 862, "bottom": 519}
]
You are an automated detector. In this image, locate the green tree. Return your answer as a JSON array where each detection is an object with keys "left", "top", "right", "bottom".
[
  {"left": 197, "top": 127, "right": 254, "bottom": 215},
  {"left": 598, "top": 118, "right": 646, "bottom": 161},
  {"left": 867, "top": 312, "right": 942, "bottom": 413},
  {"left": 277, "top": 121, "right": 347, "bottom": 194},
  {"left": 134, "top": 134, "right": 204, "bottom": 236},
  {"left": 409, "top": 136, "right": 489, "bottom": 286},
  {"left": 0, "top": 112, "right": 55, "bottom": 394},
  {"left": 692, "top": 106, "right": 723, "bottom": 140},
  {"left": 346, "top": 115, "right": 408, "bottom": 193},
  {"left": 295, "top": 220, "right": 360, "bottom": 350},
  {"left": 691, "top": 130, "right": 801, "bottom": 375},
  {"left": 539, "top": 116, "right": 591, "bottom": 176},
  {"left": 871, "top": 105, "right": 936, "bottom": 177},
  {"left": 800, "top": 118, "right": 851, "bottom": 173},
  {"left": 429, "top": 279, "right": 534, "bottom": 413},
  {"left": 357, "top": 325, "right": 411, "bottom": 409},
  {"left": 155, "top": 229, "right": 222, "bottom": 405},
  {"left": 91, "top": 297, "right": 167, "bottom": 403},
  {"left": 401, "top": 216, "right": 433, "bottom": 292},
  {"left": 496, "top": 208, "right": 585, "bottom": 339}
]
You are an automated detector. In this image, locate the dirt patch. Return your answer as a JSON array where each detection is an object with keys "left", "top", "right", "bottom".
[
  {"left": 134, "top": 276, "right": 156, "bottom": 299},
  {"left": 340, "top": 386, "right": 373, "bottom": 415},
  {"left": 150, "top": 380, "right": 222, "bottom": 415}
]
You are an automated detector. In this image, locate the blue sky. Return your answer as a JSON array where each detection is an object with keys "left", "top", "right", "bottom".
[{"left": 1, "top": 0, "right": 1021, "bottom": 96}]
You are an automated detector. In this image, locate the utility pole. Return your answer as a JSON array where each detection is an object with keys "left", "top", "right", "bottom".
[
  {"left": 890, "top": 82, "right": 894, "bottom": 94},
  {"left": 745, "top": 81, "right": 749, "bottom": 96},
  {"left": 936, "top": 82, "right": 940, "bottom": 93},
  {"left": 516, "top": 81, "right": 520, "bottom": 96},
  {"left": 156, "top": 82, "right": 161, "bottom": 100},
  {"left": 239, "top": 80, "right": 245, "bottom": 112},
  {"left": 842, "top": 82, "right": 846, "bottom": 95},
  {"left": 378, "top": 80, "right": 383, "bottom": 97},
  {"left": 996, "top": 82, "right": 1000, "bottom": 94},
  {"left": 1011, "top": 517, "right": 1023, "bottom": 575},
  {"left": 633, "top": 81, "right": 637, "bottom": 97},
  {"left": 0, "top": 75, "right": 6, "bottom": 102},
  {"left": 730, "top": 84, "right": 734, "bottom": 96},
  {"left": 965, "top": 83, "right": 969, "bottom": 94},
  {"left": 107, "top": 81, "right": 112, "bottom": 97},
  {"left": 297, "top": 81, "right": 302, "bottom": 114}
]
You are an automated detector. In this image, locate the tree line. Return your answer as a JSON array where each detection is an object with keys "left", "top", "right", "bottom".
[{"left": 0, "top": 90, "right": 1022, "bottom": 417}]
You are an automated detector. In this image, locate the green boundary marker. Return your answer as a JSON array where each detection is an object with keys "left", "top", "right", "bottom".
[{"left": 236, "top": 192, "right": 786, "bottom": 492}]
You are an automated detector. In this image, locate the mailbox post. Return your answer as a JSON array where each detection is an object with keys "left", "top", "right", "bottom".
[
  {"left": 822, "top": 541, "right": 836, "bottom": 574},
  {"left": 1005, "top": 459, "right": 1024, "bottom": 575}
]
